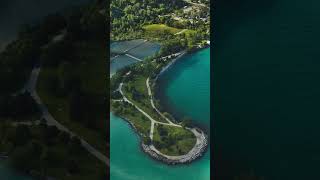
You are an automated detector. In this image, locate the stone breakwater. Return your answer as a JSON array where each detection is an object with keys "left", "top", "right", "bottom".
[
  {"left": 142, "top": 49, "right": 208, "bottom": 165},
  {"left": 141, "top": 128, "right": 208, "bottom": 165},
  {"left": 111, "top": 47, "right": 209, "bottom": 165},
  {"left": 113, "top": 112, "right": 208, "bottom": 165}
]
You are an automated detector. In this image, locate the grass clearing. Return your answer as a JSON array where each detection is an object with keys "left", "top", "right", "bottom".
[
  {"left": 143, "top": 24, "right": 196, "bottom": 37},
  {"left": 153, "top": 124, "right": 196, "bottom": 156},
  {"left": 143, "top": 24, "right": 181, "bottom": 34},
  {"left": 122, "top": 75, "right": 167, "bottom": 123},
  {"left": 184, "top": 29, "right": 196, "bottom": 36},
  {"left": 111, "top": 101, "right": 151, "bottom": 137}
]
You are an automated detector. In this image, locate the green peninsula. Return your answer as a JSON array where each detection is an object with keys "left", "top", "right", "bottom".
[{"left": 110, "top": 0, "right": 210, "bottom": 164}]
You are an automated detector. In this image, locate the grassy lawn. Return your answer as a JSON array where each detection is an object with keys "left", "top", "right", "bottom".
[
  {"left": 111, "top": 101, "right": 151, "bottom": 137},
  {"left": 184, "top": 29, "right": 196, "bottom": 36},
  {"left": 153, "top": 124, "right": 196, "bottom": 156},
  {"left": 143, "top": 24, "right": 196, "bottom": 37},
  {"left": 122, "top": 75, "right": 168, "bottom": 123},
  {"left": 143, "top": 24, "right": 181, "bottom": 34},
  {"left": 37, "top": 38, "right": 108, "bottom": 156}
]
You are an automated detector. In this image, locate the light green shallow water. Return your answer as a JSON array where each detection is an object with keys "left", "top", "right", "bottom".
[{"left": 110, "top": 48, "right": 210, "bottom": 180}]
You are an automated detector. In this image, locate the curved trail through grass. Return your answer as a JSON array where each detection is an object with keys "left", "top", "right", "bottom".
[
  {"left": 146, "top": 78, "right": 176, "bottom": 125},
  {"left": 119, "top": 82, "right": 181, "bottom": 127},
  {"left": 117, "top": 73, "right": 207, "bottom": 161}
]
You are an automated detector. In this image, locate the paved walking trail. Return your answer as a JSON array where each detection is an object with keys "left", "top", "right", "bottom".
[
  {"left": 117, "top": 73, "right": 207, "bottom": 160},
  {"left": 146, "top": 78, "right": 176, "bottom": 125},
  {"left": 119, "top": 81, "right": 180, "bottom": 141}
]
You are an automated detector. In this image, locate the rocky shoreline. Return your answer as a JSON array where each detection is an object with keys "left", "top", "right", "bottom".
[
  {"left": 111, "top": 46, "right": 210, "bottom": 165},
  {"left": 141, "top": 128, "right": 208, "bottom": 165},
  {"left": 147, "top": 47, "right": 209, "bottom": 164},
  {"left": 113, "top": 112, "right": 208, "bottom": 165}
]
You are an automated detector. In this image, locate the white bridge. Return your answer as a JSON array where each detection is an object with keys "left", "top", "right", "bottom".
[{"left": 125, "top": 53, "right": 143, "bottom": 61}]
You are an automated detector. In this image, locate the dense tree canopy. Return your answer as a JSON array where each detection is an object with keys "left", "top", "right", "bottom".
[{"left": 111, "top": 0, "right": 187, "bottom": 40}]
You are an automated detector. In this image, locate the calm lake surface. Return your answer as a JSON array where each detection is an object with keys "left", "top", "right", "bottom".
[
  {"left": 214, "top": 0, "right": 320, "bottom": 179},
  {"left": 0, "top": 0, "right": 90, "bottom": 178},
  {"left": 110, "top": 48, "right": 210, "bottom": 180}
]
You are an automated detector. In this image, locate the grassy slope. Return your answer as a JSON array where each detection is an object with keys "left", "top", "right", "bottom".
[
  {"left": 143, "top": 24, "right": 196, "bottom": 36},
  {"left": 143, "top": 24, "right": 181, "bottom": 34}
]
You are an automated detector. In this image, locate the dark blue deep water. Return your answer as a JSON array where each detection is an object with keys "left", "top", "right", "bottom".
[{"left": 214, "top": 0, "right": 320, "bottom": 179}]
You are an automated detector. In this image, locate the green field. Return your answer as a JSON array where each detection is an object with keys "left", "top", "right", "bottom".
[
  {"left": 110, "top": 58, "right": 197, "bottom": 156},
  {"left": 153, "top": 124, "right": 196, "bottom": 156},
  {"left": 143, "top": 24, "right": 182, "bottom": 34},
  {"left": 122, "top": 75, "right": 168, "bottom": 123},
  {"left": 143, "top": 24, "right": 196, "bottom": 36},
  {"left": 111, "top": 100, "right": 151, "bottom": 137}
]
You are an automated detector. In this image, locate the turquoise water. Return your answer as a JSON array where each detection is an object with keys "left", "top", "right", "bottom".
[
  {"left": 110, "top": 48, "right": 210, "bottom": 180},
  {"left": 156, "top": 48, "right": 211, "bottom": 132}
]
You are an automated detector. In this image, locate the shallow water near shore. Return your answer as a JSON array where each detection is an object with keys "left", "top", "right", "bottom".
[
  {"left": 110, "top": 48, "right": 210, "bottom": 180},
  {"left": 156, "top": 48, "right": 210, "bottom": 132}
]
